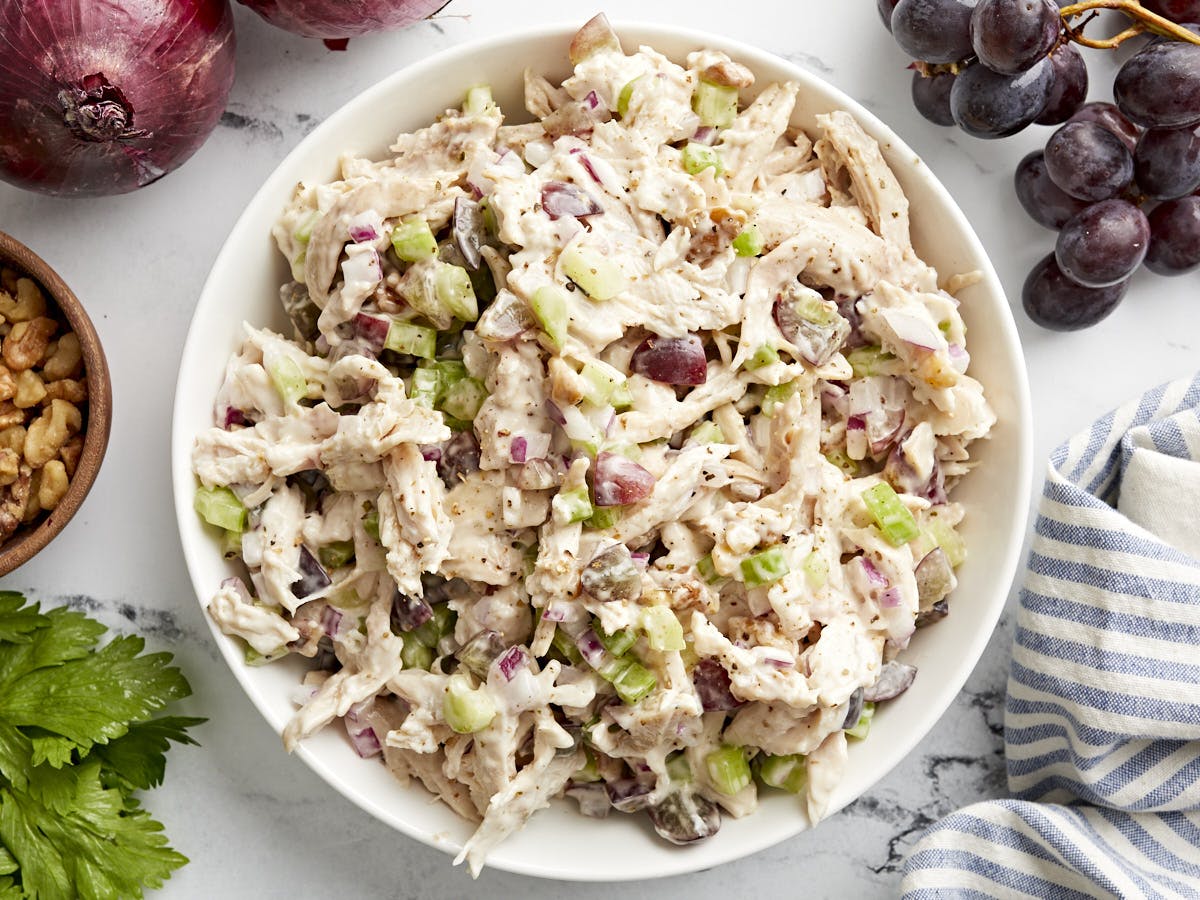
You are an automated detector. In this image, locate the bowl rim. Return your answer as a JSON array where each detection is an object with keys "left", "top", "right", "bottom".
[
  {"left": 171, "top": 18, "right": 1033, "bottom": 881},
  {"left": 0, "top": 231, "right": 112, "bottom": 577}
]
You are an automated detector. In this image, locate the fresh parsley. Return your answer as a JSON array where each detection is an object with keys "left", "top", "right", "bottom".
[{"left": 0, "top": 591, "right": 203, "bottom": 899}]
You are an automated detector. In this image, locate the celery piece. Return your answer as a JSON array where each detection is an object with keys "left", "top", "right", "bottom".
[
  {"left": 268, "top": 355, "right": 307, "bottom": 406},
  {"left": 705, "top": 745, "right": 751, "bottom": 796},
  {"left": 531, "top": 285, "right": 571, "bottom": 349},
  {"left": 610, "top": 657, "right": 657, "bottom": 704},
  {"left": 609, "top": 380, "right": 634, "bottom": 411},
  {"left": 696, "top": 554, "right": 722, "bottom": 585},
  {"left": 666, "top": 752, "right": 693, "bottom": 783},
  {"left": 617, "top": 76, "right": 641, "bottom": 118},
  {"left": 410, "top": 366, "right": 441, "bottom": 409},
  {"left": 553, "top": 485, "right": 593, "bottom": 524},
  {"left": 732, "top": 224, "right": 763, "bottom": 257},
  {"left": 580, "top": 359, "right": 627, "bottom": 406},
  {"left": 573, "top": 750, "right": 602, "bottom": 783},
  {"left": 384, "top": 320, "right": 437, "bottom": 359},
  {"left": 244, "top": 643, "right": 288, "bottom": 667},
  {"left": 401, "top": 632, "right": 434, "bottom": 671},
  {"left": 755, "top": 753, "right": 807, "bottom": 794},
  {"left": 552, "top": 627, "right": 584, "bottom": 665},
  {"left": 792, "top": 290, "right": 842, "bottom": 326},
  {"left": 801, "top": 550, "right": 828, "bottom": 589},
  {"left": 319, "top": 540, "right": 356, "bottom": 570},
  {"left": 693, "top": 80, "right": 739, "bottom": 128},
  {"left": 443, "top": 674, "right": 496, "bottom": 733},
  {"left": 744, "top": 344, "right": 779, "bottom": 371},
  {"left": 194, "top": 486, "right": 247, "bottom": 533},
  {"left": 863, "top": 482, "right": 920, "bottom": 546},
  {"left": 219, "top": 529, "right": 242, "bottom": 560},
  {"left": 761, "top": 381, "right": 796, "bottom": 417},
  {"left": 390, "top": 218, "right": 438, "bottom": 262},
  {"left": 560, "top": 244, "right": 626, "bottom": 300},
  {"left": 642, "top": 605, "right": 685, "bottom": 652},
  {"left": 741, "top": 546, "right": 790, "bottom": 588},
  {"left": 846, "top": 344, "right": 897, "bottom": 378},
  {"left": 440, "top": 377, "right": 488, "bottom": 422},
  {"left": 434, "top": 359, "right": 469, "bottom": 385},
  {"left": 463, "top": 84, "right": 495, "bottom": 116},
  {"left": 294, "top": 211, "right": 320, "bottom": 245},
  {"left": 926, "top": 517, "right": 967, "bottom": 568},
  {"left": 362, "top": 505, "right": 381, "bottom": 541},
  {"left": 681, "top": 142, "right": 723, "bottom": 176},
  {"left": 596, "top": 623, "right": 637, "bottom": 658},
  {"left": 846, "top": 702, "right": 876, "bottom": 740},
  {"left": 436, "top": 262, "right": 479, "bottom": 322},
  {"left": 413, "top": 604, "right": 456, "bottom": 648},
  {"left": 823, "top": 449, "right": 860, "bottom": 477},
  {"left": 587, "top": 505, "right": 622, "bottom": 530},
  {"left": 688, "top": 420, "right": 726, "bottom": 444},
  {"left": 290, "top": 252, "right": 306, "bottom": 283}
]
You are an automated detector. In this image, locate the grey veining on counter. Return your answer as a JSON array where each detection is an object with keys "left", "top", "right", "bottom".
[{"left": 0, "top": 1, "right": 1194, "bottom": 897}]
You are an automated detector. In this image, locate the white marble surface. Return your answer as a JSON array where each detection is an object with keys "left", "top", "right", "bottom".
[{"left": 0, "top": 1, "right": 1195, "bottom": 897}]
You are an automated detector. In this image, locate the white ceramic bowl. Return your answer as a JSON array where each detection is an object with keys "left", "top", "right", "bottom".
[{"left": 172, "top": 21, "right": 1033, "bottom": 881}]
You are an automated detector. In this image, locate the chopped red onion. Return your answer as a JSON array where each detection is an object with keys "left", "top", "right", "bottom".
[
  {"left": 541, "top": 601, "right": 568, "bottom": 622},
  {"left": 420, "top": 445, "right": 443, "bottom": 463},
  {"left": 630, "top": 551, "right": 650, "bottom": 568},
  {"left": 320, "top": 606, "right": 343, "bottom": 638},
  {"left": 575, "top": 628, "right": 608, "bottom": 668},
  {"left": 948, "top": 343, "right": 970, "bottom": 374},
  {"left": 584, "top": 90, "right": 602, "bottom": 110},
  {"left": 692, "top": 125, "right": 718, "bottom": 145},
  {"left": 510, "top": 436, "right": 528, "bottom": 464},
  {"left": 221, "top": 576, "right": 253, "bottom": 603},
  {"left": 353, "top": 313, "right": 391, "bottom": 352},
  {"left": 592, "top": 452, "right": 655, "bottom": 507},
  {"left": 544, "top": 398, "right": 567, "bottom": 426},
  {"left": 860, "top": 556, "right": 889, "bottom": 588},
  {"left": 390, "top": 591, "right": 432, "bottom": 632},
  {"left": 346, "top": 210, "right": 384, "bottom": 243},
  {"left": 879, "top": 308, "right": 941, "bottom": 350},
  {"left": 495, "top": 646, "right": 528, "bottom": 682},
  {"left": 879, "top": 587, "right": 901, "bottom": 608},
  {"left": 344, "top": 721, "right": 382, "bottom": 758},
  {"left": 223, "top": 407, "right": 250, "bottom": 429},
  {"left": 847, "top": 415, "right": 866, "bottom": 431},
  {"left": 760, "top": 649, "right": 795, "bottom": 669},
  {"left": 577, "top": 152, "right": 604, "bottom": 184},
  {"left": 541, "top": 181, "right": 603, "bottom": 220}
]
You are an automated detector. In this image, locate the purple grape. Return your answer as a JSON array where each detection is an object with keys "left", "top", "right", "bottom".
[
  {"left": 970, "top": 0, "right": 1061, "bottom": 75},
  {"left": 1134, "top": 126, "right": 1200, "bottom": 200},
  {"left": 950, "top": 58, "right": 1052, "bottom": 138},
  {"left": 630, "top": 334, "right": 707, "bottom": 385},
  {"left": 892, "top": 0, "right": 977, "bottom": 64},
  {"left": 691, "top": 658, "right": 742, "bottom": 711},
  {"left": 1023, "top": 253, "right": 1128, "bottom": 330},
  {"left": 1069, "top": 102, "right": 1140, "bottom": 153},
  {"left": 1141, "top": 0, "right": 1200, "bottom": 22},
  {"left": 1014, "top": 150, "right": 1090, "bottom": 229},
  {"left": 1114, "top": 41, "right": 1200, "bottom": 129},
  {"left": 1036, "top": 42, "right": 1088, "bottom": 125},
  {"left": 1044, "top": 121, "right": 1133, "bottom": 201},
  {"left": 1055, "top": 200, "right": 1150, "bottom": 288},
  {"left": 878, "top": 0, "right": 902, "bottom": 30},
  {"left": 437, "top": 430, "right": 481, "bottom": 486},
  {"left": 912, "top": 70, "right": 956, "bottom": 126},
  {"left": 592, "top": 452, "right": 655, "bottom": 507},
  {"left": 1145, "top": 195, "right": 1200, "bottom": 275}
]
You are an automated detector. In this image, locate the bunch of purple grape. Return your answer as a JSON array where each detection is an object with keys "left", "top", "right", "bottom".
[{"left": 879, "top": 0, "right": 1200, "bottom": 330}]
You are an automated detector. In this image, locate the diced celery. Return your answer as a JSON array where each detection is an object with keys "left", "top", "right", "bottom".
[
  {"left": 385, "top": 320, "right": 437, "bottom": 359},
  {"left": 440, "top": 377, "right": 488, "bottom": 421},
  {"left": 580, "top": 359, "right": 627, "bottom": 405},
  {"left": 293, "top": 211, "right": 319, "bottom": 245},
  {"left": 362, "top": 505, "right": 380, "bottom": 541},
  {"left": 642, "top": 605, "right": 685, "bottom": 652},
  {"left": 435, "top": 262, "right": 479, "bottom": 322},
  {"left": 732, "top": 224, "right": 763, "bottom": 257},
  {"left": 824, "top": 449, "right": 860, "bottom": 477},
  {"left": 244, "top": 643, "right": 288, "bottom": 667},
  {"left": 553, "top": 485, "right": 593, "bottom": 524},
  {"left": 443, "top": 674, "right": 496, "bottom": 733},
  {"left": 290, "top": 252, "right": 306, "bottom": 283},
  {"left": 531, "top": 285, "right": 571, "bottom": 349},
  {"left": 681, "top": 142, "right": 723, "bottom": 176},
  {"left": 610, "top": 380, "right": 634, "bottom": 411},
  {"left": 761, "top": 381, "right": 796, "bottom": 417},
  {"left": 268, "top": 355, "right": 307, "bottom": 406},
  {"left": 573, "top": 750, "right": 601, "bottom": 783},
  {"left": 319, "top": 540, "right": 356, "bottom": 570},
  {"left": 791, "top": 290, "right": 841, "bottom": 326},
  {"left": 755, "top": 753, "right": 807, "bottom": 794},
  {"left": 560, "top": 244, "right": 626, "bottom": 300},
  {"left": 688, "top": 420, "right": 726, "bottom": 444},
  {"left": 410, "top": 366, "right": 441, "bottom": 408},
  {"left": 463, "top": 84, "right": 495, "bottom": 116},
  {"left": 610, "top": 657, "right": 657, "bottom": 704},
  {"left": 696, "top": 554, "right": 722, "bottom": 585},
  {"left": 596, "top": 623, "right": 637, "bottom": 658},
  {"left": 434, "top": 359, "right": 469, "bottom": 385},
  {"left": 194, "top": 486, "right": 247, "bottom": 533},
  {"left": 705, "top": 745, "right": 751, "bottom": 796},
  {"left": 802, "top": 550, "right": 828, "bottom": 589},
  {"left": 401, "top": 632, "right": 434, "bottom": 671},
  {"left": 602, "top": 440, "right": 641, "bottom": 461},
  {"left": 741, "top": 546, "right": 790, "bottom": 588},
  {"left": 666, "top": 752, "right": 693, "bottom": 783},
  {"left": 846, "top": 345, "right": 897, "bottom": 378},
  {"left": 863, "top": 482, "right": 920, "bottom": 546},
  {"left": 390, "top": 217, "right": 438, "bottom": 262},
  {"left": 552, "top": 627, "right": 584, "bottom": 665},
  {"left": 938, "top": 319, "right": 952, "bottom": 336},
  {"left": 413, "top": 603, "right": 456, "bottom": 648},
  {"left": 587, "top": 506, "right": 622, "bottom": 530},
  {"left": 846, "top": 702, "right": 876, "bottom": 740},
  {"left": 219, "top": 529, "right": 242, "bottom": 559},
  {"left": 617, "top": 76, "right": 641, "bottom": 118},
  {"left": 693, "top": 80, "right": 739, "bottom": 128},
  {"left": 744, "top": 344, "right": 779, "bottom": 370},
  {"left": 926, "top": 517, "right": 967, "bottom": 568}
]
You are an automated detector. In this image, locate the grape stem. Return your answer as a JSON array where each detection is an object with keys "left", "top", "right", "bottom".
[{"left": 1060, "top": 0, "right": 1200, "bottom": 49}]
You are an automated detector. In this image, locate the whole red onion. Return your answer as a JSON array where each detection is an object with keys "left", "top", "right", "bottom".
[
  {"left": 237, "top": 0, "right": 449, "bottom": 40},
  {"left": 0, "top": 0, "right": 236, "bottom": 197}
]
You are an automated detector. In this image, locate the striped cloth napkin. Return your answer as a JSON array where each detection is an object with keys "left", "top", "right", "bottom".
[{"left": 901, "top": 376, "right": 1200, "bottom": 899}]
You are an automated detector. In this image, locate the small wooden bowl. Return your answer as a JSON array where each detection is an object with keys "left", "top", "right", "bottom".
[{"left": 0, "top": 232, "right": 112, "bottom": 576}]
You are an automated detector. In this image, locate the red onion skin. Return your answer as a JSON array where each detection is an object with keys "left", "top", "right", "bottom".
[
  {"left": 237, "top": 0, "right": 449, "bottom": 39},
  {"left": 0, "top": 0, "right": 236, "bottom": 197}
]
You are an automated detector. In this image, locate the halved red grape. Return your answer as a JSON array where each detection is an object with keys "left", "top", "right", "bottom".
[
  {"left": 1014, "top": 150, "right": 1089, "bottom": 230},
  {"left": 592, "top": 452, "right": 655, "bottom": 506},
  {"left": 692, "top": 658, "right": 743, "bottom": 711},
  {"left": 1146, "top": 196, "right": 1200, "bottom": 276},
  {"left": 1023, "top": 253, "right": 1128, "bottom": 331},
  {"left": 630, "top": 334, "right": 707, "bottom": 385},
  {"left": 1044, "top": 121, "right": 1133, "bottom": 201}
]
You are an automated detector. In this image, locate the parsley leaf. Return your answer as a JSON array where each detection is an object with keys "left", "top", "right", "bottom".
[{"left": 0, "top": 594, "right": 203, "bottom": 898}]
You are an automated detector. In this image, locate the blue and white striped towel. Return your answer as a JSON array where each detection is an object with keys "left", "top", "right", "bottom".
[{"left": 901, "top": 375, "right": 1200, "bottom": 899}]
